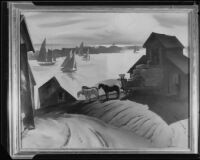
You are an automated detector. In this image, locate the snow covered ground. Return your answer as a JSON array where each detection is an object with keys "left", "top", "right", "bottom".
[
  {"left": 22, "top": 113, "right": 153, "bottom": 149},
  {"left": 169, "top": 119, "right": 188, "bottom": 148},
  {"left": 29, "top": 49, "right": 145, "bottom": 109},
  {"left": 77, "top": 100, "right": 174, "bottom": 147},
  {"left": 22, "top": 99, "right": 188, "bottom": 150},
  {"left": 22, "top": 110, "right": 188, "bottom": 149}
]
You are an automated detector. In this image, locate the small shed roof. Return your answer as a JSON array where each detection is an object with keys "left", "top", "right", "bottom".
[
  {"left": 143, "top": 32, "right": 184, "bottom": 49},
  {"left": 39, "top": 76, "right": 77, "bottom": 100},
  {"left": 166, "top": 53, "right": 189, "bottom": 74},
  {"left": 20, "top": 15, "right": 35, "bottom": 52},
  {"left": 127, "top": 55, "right": 147, "bottom": 73}
]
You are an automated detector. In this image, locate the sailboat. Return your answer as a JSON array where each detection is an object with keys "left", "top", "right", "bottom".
[
  {"left": 61, "top": 50, "right": 77, "bottom": 72},
  {"left": 37, "top": 38, "right": 56, "bottom": 65},
  {"left": 61, "top": 49, "right": 72, "bottom": 68},
  {"left": 82, "top": 48, "right": 90, "bottom": 61},
  {"left": 133, "top": 46, "right": 139, "bottom": 54},
  {"left": 78, "top": 42, "right": 84, "bottom": 56},
  {"left": 52, "top": 49, "right": 56, "bottom": 61}
]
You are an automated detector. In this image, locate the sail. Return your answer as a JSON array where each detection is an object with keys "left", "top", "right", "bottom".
[
  {"left": 37, "top": 38, "right": 47, "bottom": 62},
  {"left": 62, "top": 51, "right": 77, "bottom": 72},
  {"left": 87, "top": 48, "right": 90, "bottom": 60},
  {"left": 61, "top": 50, "right": 72, "bottom": 67},
  {"left": 79, "top": 42, "right": 84, "bottom": 56},
  {"left": 52, "top": 50, "right": 56, "bottom": 61},
  {"left": 83, "top": 48, "right": 90, "bottom": 61},
  {"left": 75, "top": 46, "right": 79, "bottom": 54}
]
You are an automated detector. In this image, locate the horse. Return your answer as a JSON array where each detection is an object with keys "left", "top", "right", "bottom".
[
  {"left": 98, "top": 83, "right": 120, "bottom": 100},
  {"left": 77, "top": 86, "right": 99, "bottom": 101}
]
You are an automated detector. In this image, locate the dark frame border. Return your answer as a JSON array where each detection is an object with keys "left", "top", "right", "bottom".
[{"left": 1, "top": 0, "right": 199, "bottom": 160}]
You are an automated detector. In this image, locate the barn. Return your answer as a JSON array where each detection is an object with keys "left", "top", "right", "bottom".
[
  {"left": 38, "top": 76, "right": 77, "bottom": 108},
  {"left": 128, "top": 32, "right": 189, "bottom": 99},
  {"left": 20, "top": 15, "right": 36, "bottom": 129}
]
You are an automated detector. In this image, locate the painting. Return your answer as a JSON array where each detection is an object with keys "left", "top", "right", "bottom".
[{"left": 7, "top": 2, "right": 199, "bottom": 159}]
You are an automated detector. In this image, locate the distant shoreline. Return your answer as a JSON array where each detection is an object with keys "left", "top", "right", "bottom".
[
  {"left": 33, "top": 44, "right": 143, "bottom": 50},
  {"left": 29, "top": 45, "right": 143, "bottom": 60}
]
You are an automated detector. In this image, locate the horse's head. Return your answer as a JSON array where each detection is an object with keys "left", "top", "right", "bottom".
[
  {"left": 98, "top": 83, "right": 104, "bottom": 89},
  {"left": 82, "top": 86, "right": 90, "bottom": 90}
]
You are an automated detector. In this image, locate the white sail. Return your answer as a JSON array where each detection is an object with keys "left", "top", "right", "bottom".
[
  {"left": 82, "top": 48, "right": 90, "bottom": 61},
  {"left": 62, "top": 50, "right": 77, "bottom": 72}
]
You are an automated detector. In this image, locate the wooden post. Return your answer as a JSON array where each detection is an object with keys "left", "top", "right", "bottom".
[{"left": 20, "top": 44, "right": 35, "bottom": 130}]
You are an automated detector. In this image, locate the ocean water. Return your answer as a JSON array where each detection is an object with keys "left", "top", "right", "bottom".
[{"left": 29, "top": 49, "right": 145, "bottom": 109}]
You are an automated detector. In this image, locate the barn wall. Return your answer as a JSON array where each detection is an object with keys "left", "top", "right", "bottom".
[
  {"left": 179, "top": 74, "right": 189, "bottom": 100},
  {"left": 20, "top": 44, "right": 35, "bottom": 129},
  {"left": 145, "top": 40, "right": 165, "bottom": 66},
  {"left": 39, "top": 79, "right": 60, "bottom": 107},
  {"left": 161, "top": 59, "right": 188, "bottom": 98},
  {"left": 40, "top": 91, "right": 59, "bottom": 108},
  {"left": 145, "top": 38, "right": 162, "bottom": 49},
  {"left": 165, "top": 48, "right": 183, "bottom": 56},
  {"left": 29, "top": 75, "right": 35, "bottom": 110},
  {"left": 40, "top": 87, "right": 76, "bottom": 108}
]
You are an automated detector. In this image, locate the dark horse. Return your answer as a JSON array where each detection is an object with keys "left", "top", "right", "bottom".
[{"left": 98, "top": 83, "right": 120, "bottom": 100}]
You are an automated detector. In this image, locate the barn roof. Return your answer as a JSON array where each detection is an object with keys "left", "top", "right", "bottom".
[
  {"left": 166, "top": 53, "right": 189, "bottom": 74},
  {"left": 20, "top": 15, "right": 35, "bottom": 52},
  {"left": 143, "top": 32, "right": 184, "bottom": 49},
  {"left": 127, "top": 55, "right": 147, "bottom": 73},
  {"left": 39, "top": 76, "right": 77, "bottom": 100}
]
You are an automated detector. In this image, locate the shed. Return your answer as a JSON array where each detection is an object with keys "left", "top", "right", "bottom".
[
  {"left": 38, "top": 76, "right": 77, "bottom": 108},
  {"left": 20, "top": 15, "right": 36, "bottom": 129},
  {"left": 127, "top": 32, "right": 189, "bottom": 99}
]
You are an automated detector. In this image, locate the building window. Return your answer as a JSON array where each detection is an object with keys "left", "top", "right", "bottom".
[{"left": 58, "top": 92, "right": 65, "bottom": 102}]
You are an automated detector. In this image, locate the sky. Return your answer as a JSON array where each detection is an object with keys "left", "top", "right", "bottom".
[{"left": 23, "top": 12, "right": 188, "bottom": 47}]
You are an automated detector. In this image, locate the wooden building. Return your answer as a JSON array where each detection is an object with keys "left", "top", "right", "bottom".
[
  {"left": 20, "top": 15, "right": 36, "bottom": 129},
  {"left": 128, "top": 32, "right": 189, "bottom": 99},
  {"left": 38, "top": 76, "right": 77, "bottom": 108}
]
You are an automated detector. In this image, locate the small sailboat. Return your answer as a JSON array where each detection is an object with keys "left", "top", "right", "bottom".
[
  {"left": 82, "top": 48, "right": 90, "bottom": 61},
  {"left": 75, "top": 46, "right": 79, "bottom": 55},
  {"left": 61, "top": 50, "right": 77, "bottom": 72},
  {"left": 133, "top": 46, "right": 139, "bottom": 54},
  {"left": 37, "top": 38, "right": 56, "bottom": 65},
  {"left": 78, "top": 42, "right": 84, "bottom": 56},
  {"left": 61, "top": 50, "right": 72, "bottom": 68},
  {"left": 52, "top": 49, "right": 56, "bottom": 61}
]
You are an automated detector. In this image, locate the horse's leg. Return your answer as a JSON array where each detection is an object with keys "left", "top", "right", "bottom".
[
  {"left": 106, "top": 92, "right": 109, "bottom": 100},
  {"left": 95, "top": 90, "right": 99, "bottom": 100},
  {"left": 88, "top": 96, "right": 91, "bottom": 102},
  {"left": 117, "top": 88, "right": 120, "bottom": 99},
  {"left": 97, "top": 92, "right": 99, "bottom": 100},
  {"left": 85, "top": 95, "right": 89, "bottom": 101}
]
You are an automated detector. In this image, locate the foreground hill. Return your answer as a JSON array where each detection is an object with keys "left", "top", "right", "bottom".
[{"left": 23, "top": 99, "right": 188, "bottom": 149}]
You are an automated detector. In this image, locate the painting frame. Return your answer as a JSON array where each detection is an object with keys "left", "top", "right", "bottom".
[{"left": 7, "top": 2, "right": 199, "bottom": 159}]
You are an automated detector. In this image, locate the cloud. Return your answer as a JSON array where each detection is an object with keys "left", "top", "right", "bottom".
[
  {"left": 23, "top": 12, "right": 188, "bottom": 47},
  {"left": 153, "top": 13, "right": 188, "bottom": 28},
  {"left": 38, "top": 18, "right": 89, "bottom": 28},
  {"left": 85, "top": 25, "right": 107, "bottom": 30},
  {"left": 23, "top": 12, "right": 82, "bottom": 20}
]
